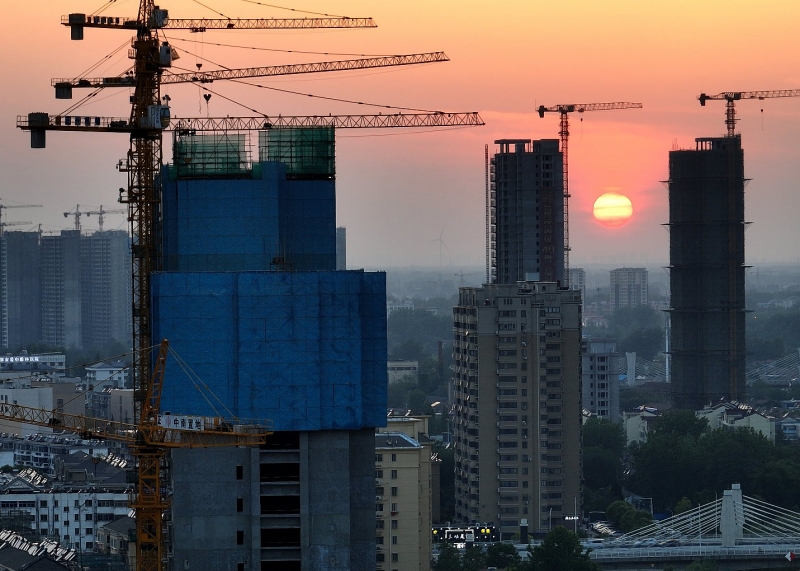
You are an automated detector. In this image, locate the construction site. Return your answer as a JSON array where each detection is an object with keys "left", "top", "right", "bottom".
[{"left": 11, "top": 1, "right": 484, "bottom": 571}]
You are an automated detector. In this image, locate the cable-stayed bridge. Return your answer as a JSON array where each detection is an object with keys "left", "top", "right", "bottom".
[{"left": 590, "top": 485, "right": 800, "bottom": 570}]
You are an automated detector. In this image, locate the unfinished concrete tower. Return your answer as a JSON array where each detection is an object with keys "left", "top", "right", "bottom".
[{"left": 668, "top": 136, "right": 746, "bottom": 409}]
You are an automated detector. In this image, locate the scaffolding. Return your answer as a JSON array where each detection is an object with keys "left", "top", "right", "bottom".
[
  {"left": 259, "top": 127, "right": 335, "bottom": 178},
  {"left": 173, "top": 133, "right": 251, "bottom": 178}
]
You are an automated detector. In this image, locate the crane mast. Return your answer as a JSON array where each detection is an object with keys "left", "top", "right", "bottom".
[{"left": 537, "top": 102, "right": 643, "bottom": 286}]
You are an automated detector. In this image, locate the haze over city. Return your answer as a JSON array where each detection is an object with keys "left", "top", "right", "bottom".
[{"left": 2, "top": 1, "right": 800, "bottom": 268}]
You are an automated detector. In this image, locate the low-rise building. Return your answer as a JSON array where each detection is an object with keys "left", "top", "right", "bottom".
[
  {"left": 0, "top": 466, "right": 132, "bottom": 552},
  {"left": 96, "top": 515, "right": 136, "bottom": 570},
  {"left": 387, "top": 361, "right": 419, "bottom": 384},
  {"left": 696, "top": 402, "right": 776, "bottom": 442}
]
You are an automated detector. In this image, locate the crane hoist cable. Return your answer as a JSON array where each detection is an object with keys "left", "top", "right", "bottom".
[{"left": 234, "top": 0, "right": 349, "bottom": 18}]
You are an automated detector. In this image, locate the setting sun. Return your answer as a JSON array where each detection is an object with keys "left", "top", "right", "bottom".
[{"left": 593, "top": 192, "right": 634, "bottom": 227}]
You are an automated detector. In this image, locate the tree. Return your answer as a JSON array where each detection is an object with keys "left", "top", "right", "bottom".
[
  {"left": 606, "top": 501, "right": 634, "bottom": 529},
  {"left": 675, "top": 497, "right": 693, "bottom": 514},
  {"left": 583, "top": 418, "right": 626, "bottom": 456},
  {"left": 521, "top": 527, "right": 599, "bottom": 571},
  {"left": 618, "top": 327, "right": 664, "bottom": 361},
  {"left": 685, "top": 560, "right": 719, "bottom": 571},
  {"left": 620, "top": 509, "right": 653, "bottom": 532},
  {"left": 486, "top": 542, "right": 521, "bottom": 569},
  {"left": 461, "top": 545, "right": 487, "bottom": 571},
  {"left": 434, "top": 542, "right": 461, "bottom": 571}
]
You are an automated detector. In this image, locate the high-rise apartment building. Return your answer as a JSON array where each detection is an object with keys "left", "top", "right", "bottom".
[
  {"left": 581, "top": 338, "right": 621, "bottom": 422},
  {"left": 609, "top": 267, "right": 648, "bottom": 312},
  {"left": 81, "top": 230, "right": 131, "bottom": 350},
  {"left": 5, "top": 230, "right": 131, "bottom": 351},
  {"left": 2, "top": 231, "right": 41, "bottom": 350},
  {"left": 487, "top": 140, "right": 564, "bottom": 285},
  {"left": 668, "top": 136, "right": 746, "bottom": 409},
  {"left": 452, "top": 282, "right": 582, "bottom": 538},
  {"left": 40, "top": 230, "right": 82, "bottom": 349},
  {"left": 569, "top": 267, "right": 586, "bottom": 313}
]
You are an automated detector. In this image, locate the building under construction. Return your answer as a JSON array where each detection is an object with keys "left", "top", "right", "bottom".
[
  {"left": 487, "top": 139, "right": 564, "bottom": 285},
  {"left": 668, "top": 136, "right": 746, "bottom": 409},
  {"left": 155, "top": 128, "right": 386, "bottom": 571}
]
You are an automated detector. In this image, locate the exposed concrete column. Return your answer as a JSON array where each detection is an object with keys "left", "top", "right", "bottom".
[{"left": 720, "top": 485, "right": 744, "bottom": 547}]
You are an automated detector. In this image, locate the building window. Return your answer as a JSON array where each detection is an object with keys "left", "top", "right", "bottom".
[
  {"left": 392, "top": 553, "right": 399, "bottom": 562},
  {"left": 236, "top": 465, "right": 244, "bottom": 480},
  {"left": 376, "top": 520, "right": 384, "bottom": 529},
  {"left": 237, "top": 498, "right": 244, "bottom": 512},
  {"left": 391, "top": 520, "right": 398, "bottom": 529},
  {"left": 238, "top": 563, "right": 244, "bottom": 571},
  {"left": 391, "top": 454, "right": 397, "bottom": 462},
  {"left": 390, "top": 470, "right": 397, "bottom": 479},
  {"left": 74, "top": 515, "right": 79, "bottom": 522},
  {"left": 40, "top": 515, "right": 47, "bottom": 522},
  {"left": 236, "top": 530, "right": 244, "bottom": 545},
  {"left": 391, "top": 503, "right": 398, "bottom": 512},
  {"left": 392, "top": 536, "right": 398, "bottom": 545},
  {"left": 391, "top": 487, "right": 398, "bottom": 497},
  {"left": 376, "top": 554, "right": 385, "bottom": 563},
  {"left": 376, "top": 470, "right": 384, "bottom": 478},
  {"left": 375, "top": 454, "right": 383, "bottom": 462},
  {"left": 85, "top": 514, "right": 93, "bottom": 521}
]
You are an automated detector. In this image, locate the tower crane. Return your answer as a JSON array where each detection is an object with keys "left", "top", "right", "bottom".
[
  {"left": 0, "top": 340, "right": 271, "bottom": 571},
  {"left": 0, "top": 201, "right": 42, "bottom": 235},
  {"left": 699, "top": 89, "right": 800, "bottom": 137},
  {"left": 85, "top": 205, "right": 126, "bottom": 231},
  {"left": 536, "top": 102, "right": 643, "bottom": 286},
  {"left": 64, "top": 204, "right": 84, "bottom": 231},
  {"left": 0, "top": 221, "right": 33, "bottom": 237},
  {"left": 17, "top": 3, "right": 483, "bottom": 571}
]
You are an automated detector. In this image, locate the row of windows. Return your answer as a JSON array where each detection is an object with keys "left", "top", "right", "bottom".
[{"left": 374, "top": 470, "right": 399, "bottom": 479}]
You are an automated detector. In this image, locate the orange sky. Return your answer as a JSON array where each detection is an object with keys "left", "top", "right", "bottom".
[{"left": 2, "top": 0, "right": 800, "bottom": 270}]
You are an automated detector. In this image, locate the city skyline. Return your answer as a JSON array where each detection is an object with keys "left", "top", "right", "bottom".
[{"left": 1, "top": 1, "right": 800, "bottom": 268}]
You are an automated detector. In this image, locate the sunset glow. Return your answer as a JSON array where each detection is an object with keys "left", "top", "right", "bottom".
[{"left": 593, "top": 193, "right": 633, "bottom": 227}]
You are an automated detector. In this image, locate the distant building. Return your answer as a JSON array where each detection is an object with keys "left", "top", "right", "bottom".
[
  {"left": 11, "top": 230, "right": 130, "bottom": 352},
  {"left": 85, "top": 360, "right": 129, "bottom": 390},
  {"left": 669, "top": 136, "right": 746, "bottom": 409},
  {"left": 80, "top": 230, "right": 131, "bottom": 351},
  {"left": 569, "top": 268, "right": 586, "bottom": 310},
  {"left": 387, "top": 299, "right": 414, "bottom": 320},
  {"left": 696, "top": 402, "right": 775, "bottom": 441},
  {"left": 609, "top": 267, "right": 648, "bottom": 312},
  {"left": 336, "top": 226, "right": 346, "bottom": 270},
  {"left": 581, "top": 338, "right": 621, "bottom": 422},
  {"left": 452, "top": 281, "right": 582, "bottom": 537},
  {"left": 2, "top": 231, "right": 41, "bottom": 350},
  {"left": 387, "top": 361, "right": 419, "bottom": 384},
  {"left": 488, "top": 140, "right": 564, "bottom": 284},
  {"left": 375, "top": 416, "right": 432, "bottom": 571},
  {"left": 40, "top": 231, "right": 82, "bottom": 349}
]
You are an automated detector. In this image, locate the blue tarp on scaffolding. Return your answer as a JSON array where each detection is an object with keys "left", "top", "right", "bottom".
[
  {"left": 151, "top": 270, "right": 387, "bottom": 431},
  {"left": 161, "top": 162, "right": 336, "bottom": 272}
]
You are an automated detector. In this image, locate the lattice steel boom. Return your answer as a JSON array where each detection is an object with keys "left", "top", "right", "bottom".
[{"left": 699, "top": 89, "right": 800, "bottom": 137}]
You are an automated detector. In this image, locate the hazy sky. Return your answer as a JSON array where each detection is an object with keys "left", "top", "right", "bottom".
[{"left": 3, "top": 1, "right": 800, "bottom": 269}]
